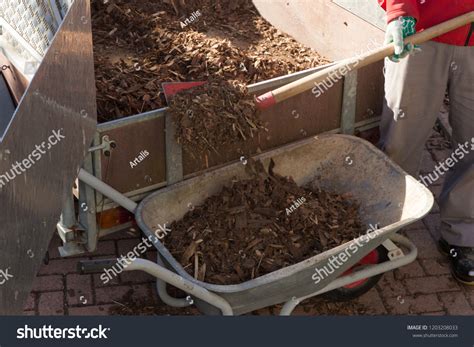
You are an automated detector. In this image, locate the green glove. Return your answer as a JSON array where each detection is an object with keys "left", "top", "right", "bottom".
[{"left": 384, "top": 16, "right": 419, "bottom": 62}]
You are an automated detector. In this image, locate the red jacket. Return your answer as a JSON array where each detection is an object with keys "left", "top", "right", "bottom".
[{"left": 379, "top": 0, "right": 474, "bottom": 46}]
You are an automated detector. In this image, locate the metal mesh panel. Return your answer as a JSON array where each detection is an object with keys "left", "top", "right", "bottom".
[
  {"left": 0, "top": 0, "right": 71, "bottom": 75},
  {"left": 56, "top": 0, "right": 73, "bottom": 18},
  {"left": 0, "top": 0, "right": 62, "bottom": 57}
]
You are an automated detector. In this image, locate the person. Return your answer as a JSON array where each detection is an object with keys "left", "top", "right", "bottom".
[{"left": 378, "top": 0, "right": 474, "bottom": 285}]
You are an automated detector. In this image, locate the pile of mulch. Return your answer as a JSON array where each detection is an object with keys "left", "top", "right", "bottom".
[
  {"left": 163, "top": 159, "right": 365, "bottom": 285},
  {"left": 91, "top": 0, "right": 328, "bottom": 151},
  {"left": 168, "top": 79, "right": 263, "bottom": 152}
]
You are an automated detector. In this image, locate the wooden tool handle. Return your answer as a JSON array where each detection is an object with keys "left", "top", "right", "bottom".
[{"left": 255, "top": 11, "right": 474, "bottom": 109}]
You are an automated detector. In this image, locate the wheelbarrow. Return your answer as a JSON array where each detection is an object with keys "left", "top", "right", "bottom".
[{"left": 78, "top": 134, "right": 434, "bottom": 315}]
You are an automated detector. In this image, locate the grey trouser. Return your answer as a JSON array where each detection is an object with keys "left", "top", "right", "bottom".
[{"left": 379, "top": 41, "right": 474, "bottom": 247}]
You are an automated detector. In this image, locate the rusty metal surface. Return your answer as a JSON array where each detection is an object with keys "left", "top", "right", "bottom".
[
  {"left": 0, "top": 0, "right": 96, "bottom": 314},
  {"left": 252, "top": 0, "right": 385, "bottom": 60}
]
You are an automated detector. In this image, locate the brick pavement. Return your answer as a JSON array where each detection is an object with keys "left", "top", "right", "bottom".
[{"left": 24, "top": 130, "right": 474, "bottom": 316}]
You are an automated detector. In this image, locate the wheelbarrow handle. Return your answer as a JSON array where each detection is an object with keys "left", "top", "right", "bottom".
[{"left": 255, "top": 11, "right": 474, "bottom": 109}]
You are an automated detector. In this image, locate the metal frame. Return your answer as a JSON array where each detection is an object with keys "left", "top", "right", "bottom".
[
  {"left": 341, "top": 70, "right": 358, "bottom": 134},
  {"left": 279, "top": 233, "right": 416, "bottom": 315}
]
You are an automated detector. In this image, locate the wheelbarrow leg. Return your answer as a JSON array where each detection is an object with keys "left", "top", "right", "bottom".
[
  {"left": 155, "top": 254, "right": 193, "bottom": 308},
  {"left": 279, "top": 234, "right": 417, "bottom": 315}
]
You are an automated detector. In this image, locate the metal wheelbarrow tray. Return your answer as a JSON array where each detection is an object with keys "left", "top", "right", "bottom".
[{"left": 135, "top": 134, "right": 434, "bottom": 315}]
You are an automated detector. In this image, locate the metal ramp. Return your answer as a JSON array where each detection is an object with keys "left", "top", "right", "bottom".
[{"left": 0, "top": 0, "right": 96, "bottom": 314}]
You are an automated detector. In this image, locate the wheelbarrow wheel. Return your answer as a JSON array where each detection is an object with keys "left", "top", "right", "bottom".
[{"left": 322, "top": 245, "right": 388, "bottom": 302}]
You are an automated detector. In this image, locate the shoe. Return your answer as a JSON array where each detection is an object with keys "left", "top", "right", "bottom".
[{"left": 438, "top": 239, "right": 474, "bottom": 285}]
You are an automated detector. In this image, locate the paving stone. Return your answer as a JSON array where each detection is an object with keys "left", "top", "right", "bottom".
[
  {"left": 421, "top": 311, "right": 446, "bottom": 316},
  {"left": 38, "top": 292, "right": 64, "bottom": 315},
  {"left": 462, "top": 287, "right": 474, "bottom": 307},
  {"left": 38, "top": 258, "right": 85, "bottom": 275},
  {"left": 87, "top": 255, "right": 124, "bottom": 287},
  {"left": 385, "top": 294, "right": 442, "bottom": 315},
  {"left": 439, "top": 292, "right": 474, "bottom": 315},
  {"left": 420, "top": 258, "right": 451, "bottom": 276},
  {"left": 120, "top": 270, "right": 155, "bottom": 284},
  {"left": 93, "top": 272, "right": 120, "bottom": 287},
  {"left": 404, "top": 276, "right": 460, "bottom": 295},
  {"left": 66, "top": 274, "right": 93, "bottom": 306},
  {"left": 68, "top": 305, "right": 115, "bottom": 316},
  {"left": 95, "top": 284, "right": 151, "bottom": 305},
  {"left": 407, "top": 229, "right": 442, "bottom": 259},
  {"left": 377, "top": 272, "right": 407, "bottom": 297},
  {"left": 116, "top": 239, "right": 144, "bottom": 257},
  {"left": 87, "top": 240, "right": 116, "bottom": 257},
  {"left": 288, "top": 305, "right": 319, "bottom": 316},
  {"left": 31, "top": 275, "right": 63, "bottom": 292},
  {"left": 23, "top": 293, "right": 36, "bottom": 311},
  {"left": 394, "top": 260, "right": 425, "bottom": 279},
  {"left": 356, "top": 288, "right": 387, "bottom": 314}
]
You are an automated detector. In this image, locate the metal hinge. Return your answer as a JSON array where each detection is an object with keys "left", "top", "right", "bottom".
[{"left": 88, "top": 135, "right": 116, "bottom": 156}]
